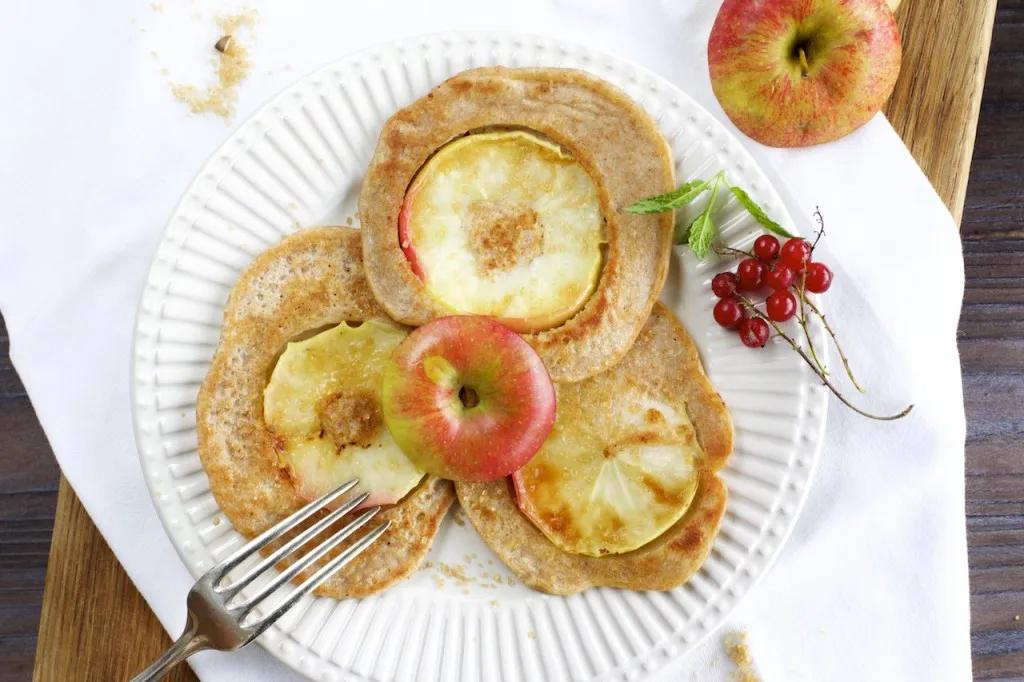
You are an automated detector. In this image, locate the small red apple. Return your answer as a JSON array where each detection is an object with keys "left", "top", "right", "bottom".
[
  {"left": 381, "top": 316, "right": 556, "bottom": 482},
  {"left": 708, "top": 0, "right": 902, "bottom": 147}
]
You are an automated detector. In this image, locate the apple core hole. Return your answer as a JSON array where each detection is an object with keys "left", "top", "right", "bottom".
[{"left": 459, "top": 386, "right": 480, "bottom": 409}]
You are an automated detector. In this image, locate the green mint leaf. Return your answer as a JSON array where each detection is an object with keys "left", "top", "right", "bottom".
[
  {"left": 626, "top": 179, "right": 710, "bottom": 214},
  {"left": 686, "top": 177, "right": 723, "bottom": 259},
  {"left": 729, "top": 186, "right": 794, "bottom": 238},
  {"left": 687, "top": 211, "right": 715, "bottom": 259}
]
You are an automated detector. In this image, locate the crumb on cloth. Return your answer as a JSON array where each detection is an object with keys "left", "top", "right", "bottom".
[
  {"left": 169, "top": 8, "right": 258, "bottom": 120},
  {"left": 724, "top": 631, "right": 761, "bottom": 682}
]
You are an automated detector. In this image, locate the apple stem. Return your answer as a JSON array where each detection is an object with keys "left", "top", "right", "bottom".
[{"left": 798, "top": 47, "right": 810, "bottom": 78}]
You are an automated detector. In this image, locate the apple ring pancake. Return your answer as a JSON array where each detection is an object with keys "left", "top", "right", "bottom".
[
  {"left": 360, "top": 67, "right": 675, "bottom": 382},
  {"left": 455, "top": 304, "right": 733, "bottom": 594},
  {"left": 197, "top": 227, "right": 454, "bottom": 598}
]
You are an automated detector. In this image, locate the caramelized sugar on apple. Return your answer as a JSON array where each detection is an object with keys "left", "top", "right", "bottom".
[
  {"left": 513, "top": 378, "right": 701, "bottom": 556},
  {"left": 263, "top": 319, "right": 424, "bottom": 507},
  {"left": 382, "top": 316, "right": 556, "bottom": 482},
  {"left": 399, "top": 130, "right": 605, "bottom": 332}
]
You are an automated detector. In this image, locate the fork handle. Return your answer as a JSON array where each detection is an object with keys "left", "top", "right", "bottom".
[{"left": 129, "top": 621, "right": 208, "bottom": 682}]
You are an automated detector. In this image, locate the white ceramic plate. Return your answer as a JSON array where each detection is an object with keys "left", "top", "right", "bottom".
[{"left": 132, "top": 31, "right": 827, "bottom": 682}]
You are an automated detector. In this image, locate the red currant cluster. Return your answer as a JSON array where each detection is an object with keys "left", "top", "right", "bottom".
[{"left": 711, "top": 235, "right": 833, "bottom": 348}]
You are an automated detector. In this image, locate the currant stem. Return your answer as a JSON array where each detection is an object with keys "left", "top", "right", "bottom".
[
  {"left": 796, "top": 269, "right": 829, "bottom": 376},
  {"left": 714, "top": 245, "right": 756, "bottom": 260},
  {"left": 737, "top": 295, "right": 913, "bottom": 421},
  {"left": 811, "top": 208, "right": 826, "bottom": 250},
  {"left": 801, "top": 208, "right": 863, "bottom": 390},
  {"left": 802, "top": 295, "right": 866, "bottom": 393}
]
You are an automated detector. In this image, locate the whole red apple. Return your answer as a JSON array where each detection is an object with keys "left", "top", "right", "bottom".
[
  {"left": 708, "top": 0, "right": 901, "bottom": 147},
  {"left": 381, "top": 316, "right": 556, "bottom": 482}
]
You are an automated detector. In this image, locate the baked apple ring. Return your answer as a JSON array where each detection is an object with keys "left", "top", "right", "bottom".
[{"left": 360, "top": 67, "right": 675, "bottom": 382}]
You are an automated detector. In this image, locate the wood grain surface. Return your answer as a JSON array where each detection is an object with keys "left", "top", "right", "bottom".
[
  {"left": 883, "top": 0, "right": 997, "bottom": 222},
  {"left": 32, "top": 479, "right": 195, "bottom": 682},
  {"left": 0, "top": 1, "right": 1013, "bottom": 680},
  {"left": 950, "top": 1, "right": 1024, "bottom": 679}
]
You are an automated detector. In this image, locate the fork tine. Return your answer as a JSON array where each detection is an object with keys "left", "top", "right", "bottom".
[
  {"left": 234, "top": 506, "right": 382, "bottom": 613},
  {"left": 217, "top": 491, "right": 371, "bottom": 596},
  {"left": 215, "top": 479, "right": 359, "bottom": 577},
  {"left": 248, "top": 520, "right": 391, "bottom": 633}
]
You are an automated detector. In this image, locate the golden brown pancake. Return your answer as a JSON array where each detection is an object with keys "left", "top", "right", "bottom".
[
  {"left": 196, "top": 227, "right": 454, "bottom": 598},
  {"left": 456, "top": 304, "right": 732, "bottom": 594},
  {"left": 359, "top": 67, "right": 675, "bottom": 382}
]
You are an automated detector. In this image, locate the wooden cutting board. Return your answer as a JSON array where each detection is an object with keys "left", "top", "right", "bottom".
[{"left": 32, "top": 1, "right": 998, "bottom": 680}]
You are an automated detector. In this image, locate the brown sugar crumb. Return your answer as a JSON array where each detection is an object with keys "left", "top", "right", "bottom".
[
  {"left": 724, "top": 631, "right": 761, "bottom": 682},
  {"left": 319, "top": 389, "right": 383, "bottom": 449},
  {"left": 170, "top": 8, "right": 257, "bottom": 120},
  {"left": 468, "top": 200, "right": 544, "bottom": 275},
  {"left": 439, "top": 562, "right": 472, "bottom": 586}
]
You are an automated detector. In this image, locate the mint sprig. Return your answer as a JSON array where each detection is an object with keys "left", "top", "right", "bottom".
[{"left": 626, "top": 172, "right": 796, "bottom": 258}]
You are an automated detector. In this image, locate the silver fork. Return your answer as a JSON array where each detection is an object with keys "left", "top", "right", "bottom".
[{"left": 131, "top": 479, "right": 388, "bottom": 681}]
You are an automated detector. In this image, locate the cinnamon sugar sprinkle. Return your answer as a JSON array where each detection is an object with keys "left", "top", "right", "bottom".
[{"left": 418, "top": 555, "right": 518, "bottom": 591}]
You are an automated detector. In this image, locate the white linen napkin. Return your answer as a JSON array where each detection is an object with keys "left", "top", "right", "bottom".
[{"left": 0, "top": 1, "right": 970, "bottom": 680}]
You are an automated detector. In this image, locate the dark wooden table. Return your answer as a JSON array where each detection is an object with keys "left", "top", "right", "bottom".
[
  {"left": 957, "top": 2, "right": 1024, "bottom": 678},
  {"left": 3, "top": 3, "right": 1021, "bottom": 681}
]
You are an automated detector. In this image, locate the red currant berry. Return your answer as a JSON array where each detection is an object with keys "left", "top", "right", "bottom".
[
  {"left": 713, "top": 297, "right": 744, "bottom": 329},
  {"left": 766, "top": 290, "right": 797, "bottom": 322},
  {"left": 804, "top": 262, "right": 833, "bottom": 293},
  {"left": 736, "top": 258, "right": 765, "bottom": 291},
  {"left": 738, "top": 318, "right": 770, "bottom": 348},
  {"left": 711, "top": 272, "right": 739, "bottom": 298},
  {"left": 764, "top": 264, "right": 795, "bottom": 291},
  {"left": 753, "top": 234, "right": 780, "bottom": 262},
  {"left": 780, "top": 238, "right": 812, "bottom": 271}
]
